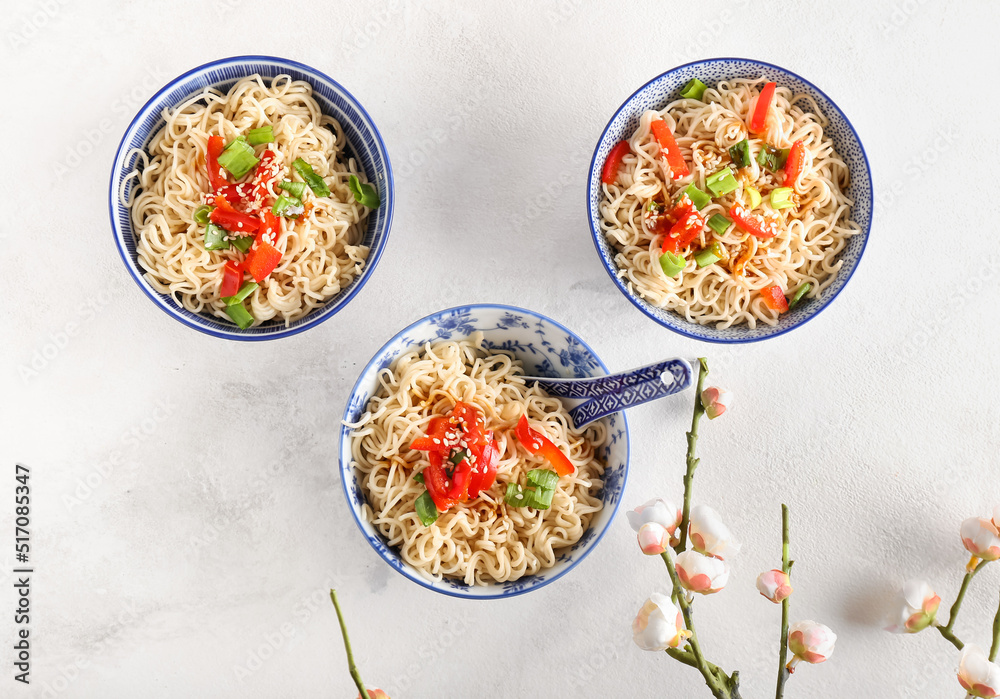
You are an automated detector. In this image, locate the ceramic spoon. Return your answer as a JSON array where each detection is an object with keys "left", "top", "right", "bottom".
[{"left": 521, "top": 358, "right": 693, "bottom": 428}]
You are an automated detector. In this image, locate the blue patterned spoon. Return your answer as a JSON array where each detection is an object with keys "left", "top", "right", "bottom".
[{"left": 523, "top": 358, "right": 693, "bottom": 428}]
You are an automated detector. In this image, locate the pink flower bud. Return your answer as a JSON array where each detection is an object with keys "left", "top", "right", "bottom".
[
  {"left": 884, "top": 580, "right": 940, "bottom": 634},
  {"left": 637, "top": 522, "right": 672, "bottom": 555},
  {"left": 627, "top": 498, "right": 682, "bottom": 545},
  {"left": 689, "top": 504, "right": 741, "bottom": 560},
  {"left": 632, "top": 592, "right": 690, "bottom": 651},
  {"left": 675, "top": 550, "right": 729, "bottom": 595},
  {"left": 359, "top": 690, "right": 390, "bottom": 699},
  {"left": 959, "top": 645, "right": 1000, "bottom": 698},
  {"left": 961, "top": 517, "right": 1000, "bottom": 562},
  {"left": 993, "top": 504, "right": 1000, "bottom": 531},
  {"left": 701, "top": 387, "right": 732, "bottom": 420},
  {"left": 756, "top": 569, "right": 793, "bottom": 604},
  {"left": 787, "top": 620, "right": 836, "bottom": 669}
]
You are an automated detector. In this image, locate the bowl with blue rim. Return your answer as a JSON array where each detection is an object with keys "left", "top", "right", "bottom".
[
  {"left": 587, "top": 57, "right": 872, "bottom": 343},
  {"left": 339, "top": 304, "right": 631, "bottom": 599},
  {"left": 109, "top": 55, "right": 393, "bottom": 341}
]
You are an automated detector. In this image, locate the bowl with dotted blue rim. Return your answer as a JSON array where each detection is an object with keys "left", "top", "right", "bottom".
[
  {"left": 109, "top": 55, "right": 394, "bottom": 341},
  {"left": 587, "top": 58, "right": 872, "bottom": 343},
  {"left": 339, "top": 304, "right": 630, "bottom": 599}
]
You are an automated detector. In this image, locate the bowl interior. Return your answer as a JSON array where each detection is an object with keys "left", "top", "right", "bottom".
[
  {"left": 110, "top": 56, "right": 393, "bottom": 340},
  {"left": 339, "top": 304, "right": 629, "bottom": 599},
  {"left": 588, "top": 58, "right": 872, "bottom": 343}
]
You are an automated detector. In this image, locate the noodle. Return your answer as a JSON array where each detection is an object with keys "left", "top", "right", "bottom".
[
  {"left": 348, "top": 333, "right": 608, "bottom": 586},
  {"left": 124, "top": 75, "right": 371, "bottom": 327},
  {"left": 600, "top": 77, "right": 860, "bottom": 329}
]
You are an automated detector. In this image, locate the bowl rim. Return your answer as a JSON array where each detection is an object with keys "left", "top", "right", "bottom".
[
  {"left": 338, "top": 302, "right": 632, "bottom": 599},
  {"left": 586, "top": 56, "right": 873, "bottom": 344},
  {"left": 108, "top": 54, "right": 395, "bottom": 342}
]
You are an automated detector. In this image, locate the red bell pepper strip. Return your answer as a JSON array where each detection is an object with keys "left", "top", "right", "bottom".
[
  {"left": 451, "top": 401, "right": 487, "bottom": 449},
  {"left": 409, "top": 417, "right": 449, "bottom": 452},
  {"left": 467, "top": 437, "right": 499, "bottom": 499},
  {"left": 247, "top": 150, "right": 278, "bottom": 212},
  {"left": 729, "top": 203, "right": 777, "bottom": 239},
  {"left": 515, "top": 415, "right": 574, "bottom": 477},
  {"left": 760, "top": 284, "right": 789, "bottom": 313},
  {"left": 423, "top": 452, "right": 457, "bottom": 512},
  {"left": 254, "top": 210, "right": 281, "bottom": 246},
  {"left": 749, "top": 82, "right": 776, "bottom": 134},
  {"left": 215, "top": 184, "right": 246, "bottom": 204},
  {"left": 206, "top": 136, "right": 228, "bottom": 191},
  {"left": 662, "top": 210, "right": 705, "bottom": 253},
  {"left": 244, "top": 239, "right": 282, "bottom": 282},
  {"left": 219, "top": 261, "right": 242, "bottom": 297},
  {"left": 445, "top": 459, "right": 472, "bottom": 501},
  {"left": 649, "top": 119, "right": 690, "bottom": 180},
  {"left": 783, "top": 140, "right": 805, "bottom": 188},
  {"left": 601, "top": 141, "right": 632, "bottom": 185},
  {"left": 211, "top": 195, "right": 261, "bottom": 234}
]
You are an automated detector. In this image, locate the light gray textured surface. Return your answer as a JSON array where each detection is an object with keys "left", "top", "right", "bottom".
[{"left": 2, "top": 1, "right": 999, "bottom": 697}]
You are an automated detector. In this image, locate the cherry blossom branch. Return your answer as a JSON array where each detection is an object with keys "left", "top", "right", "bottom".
[
  {"left": 936, "top": 560, "right": 989, "bottom": 651},
  {"left": 990, "top": 589, "right": 1000, "bottom": 662},
  {"left": 330, "top": 590, "right": 372, "bottom": 699},
  {"left": 775, "top": 504, "right": 792, "bottom": 699},
  {"left": 675, "top": 357, "right": 708, "bottom": 555}
]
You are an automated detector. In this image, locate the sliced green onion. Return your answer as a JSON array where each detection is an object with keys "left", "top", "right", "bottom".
[
  {"left": 279, "top": 180, "right": 307, "bottom": 198},
  {"left": 246, "top": 125, "right": 274, "bottom": 146},
  {"left": 770, "top": 187, "right": 795, "bottom": 210},
  {"left": 756, "top": 145, "right": 789, "bottom": 172},
  {"left": 694, "top": 242, "right": 724, "bottom": 268},
  {"left": 348, "top": 174, "right": 381, "bottom": 209},
  {"left": 659, "top": 251, "right": 685, "bottom": 278},
  {"left": 645, "top": 200, "right": 664, "bottom": 215},
  {"left": 504, "top": 482, "right": 554, "bottom": 510},
  {"left": 194, "top": 205, "right": 213, "bottom": 224},
  {"left": 745, "top": 186, "right": 762, "bottom": 209},
  {"left": 230, "top": 235, "right": 254, "bottom": 253},
  {"left": 705, "top": 167, "right": 739, "bottom": 197},
  {"left": 526, "top": 469, "right": 559, "bottom": 491},
  {"left": 449, "top": 449, "right": 468, "bottom": 465},
  {"left": 707, "top": 214, "right": 732, "bottom": 235},
  {"left": 291, "top": 158, "right": 332, "bottom": 198},
  {"left": 413, "top": 472, "right": 425, "bottom": 484},
  {"left": 414, "top": 491, "right": 438, "bottom": 526},
  {"left": 788, "top": 282, "right": 812, "bottom": 310},
  {"left": 217, "top": 136, "right": 259, "bottom": 179},
  {"left": 679, "top": 78, "right": 708, "bottom": 100},
  {"left": 272, "top": 194, "right": 304, "bottom": 218},
  {"left": 224, "top": 302, "right": 254, "bottom": 329},
  {"left": 221, "top": 281, "right": 258, "bottom": 307},
  {"left": 204, "top": 223, "right": 228, "bottom": 251},
  {"left": 525, "top": 486, "right": 555, "bottom": 510},
  {"left": 728, "top": 139, "right": 752, "bottom": 168},
  {"left": 682, "top": 184, "right": 711, "bottom": 210},
  {"left": 504, "top": 483, "right": 533, "bottom": 508}
]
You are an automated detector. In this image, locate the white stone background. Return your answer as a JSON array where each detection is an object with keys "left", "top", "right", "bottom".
[{"left": 2, "top": 1, "right": 999, "bottom": 697}]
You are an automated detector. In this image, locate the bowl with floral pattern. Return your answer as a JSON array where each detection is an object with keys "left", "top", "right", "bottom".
[
  {"left": 339, "top": 304, "right": 630, "bottom": 599},
  {"left": 587, "top": 57, "right": 873, "bottom": 343}
]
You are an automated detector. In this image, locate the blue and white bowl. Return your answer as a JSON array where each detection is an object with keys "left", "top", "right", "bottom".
[
  {"left": 339, "top": 304, "right": 630, "bottom": 599},
  {"left": 109, "top": 55, "right": 394, "bottom": 341},
  {"left": 587, "top": 58, "right": 872, "bottom": 343}
]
